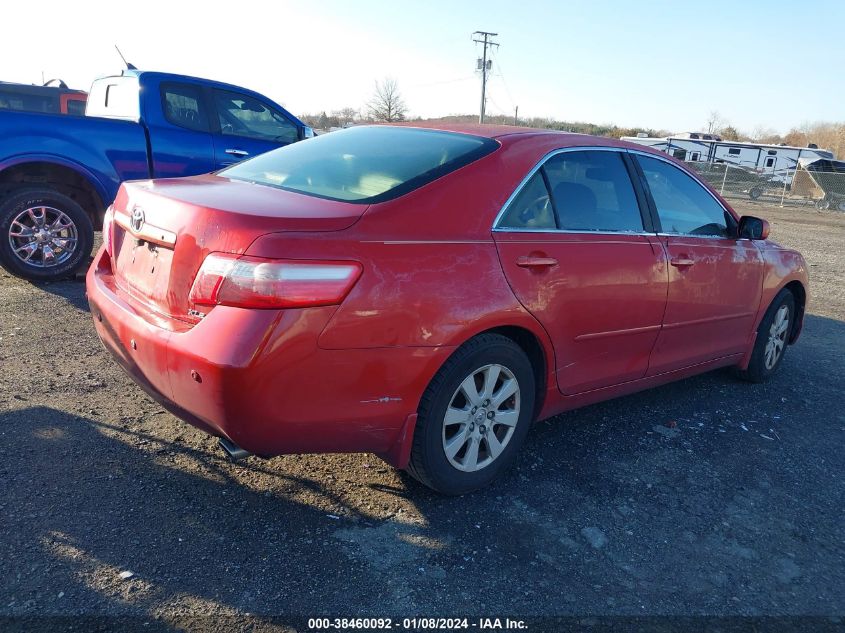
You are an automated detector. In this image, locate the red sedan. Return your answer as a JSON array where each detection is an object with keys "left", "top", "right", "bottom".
[{"left": 87, "top": 125, "right": 808, "bottom": 495}]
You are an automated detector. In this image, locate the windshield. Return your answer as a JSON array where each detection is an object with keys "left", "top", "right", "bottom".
[{"left": 221, "top": 126, "right": 499, "bottom": 203}]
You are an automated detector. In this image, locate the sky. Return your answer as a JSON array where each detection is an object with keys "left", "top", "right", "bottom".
[{"left": 2, "top": 0, "right": 843, "bottom": 134}]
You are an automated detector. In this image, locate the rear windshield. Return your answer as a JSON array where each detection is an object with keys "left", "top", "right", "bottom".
[{"left": 221, "top": 126, "right": 499, "bottom": 203}]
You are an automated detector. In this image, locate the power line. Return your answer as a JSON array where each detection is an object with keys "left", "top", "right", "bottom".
[
  {"left": 472, "top": 31, "right": 499, "bottom": 124},
  {"left": 489, "top": 47, "right": 516, "bottom": 110}
]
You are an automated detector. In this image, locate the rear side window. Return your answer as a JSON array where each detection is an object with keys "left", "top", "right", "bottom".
[
  {"left": 638, "top": 155, "right": 733, "bottom": 237},
  {"left": 498, "top": 172, "right": 555, "bottom": 229},
  {"left": 544, "top": 151, "right": 643, "bottom": 232},
  {"left": 221, "top": 126, "right": 499, "bottom": 203},
  {"left": 162, "top": 84, "right": 209, "bottom": 132}
]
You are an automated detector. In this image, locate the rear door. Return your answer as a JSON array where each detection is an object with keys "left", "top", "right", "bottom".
[
  {"left": 633, "top": 153, "right": 764, "bottom": 374},
  {"left": 149, "top": 82, "right": 217, "bottom": 177},
  {"left": 493, "top": 148, "right": 669, "bottom": 395},
  {"left": 209, "top": 89, "right": 300, "bottom": 168}
]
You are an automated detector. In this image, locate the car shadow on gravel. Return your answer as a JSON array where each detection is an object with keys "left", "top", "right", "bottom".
[
  {"left": 373, "top": 314, "right": 845, "bottom": 615},
  {"left": 32, "top": 278, "right": 90, "bottom": 313},
  {"left": 2, "top": 315, "right": 843, "bottom": 621},
  {"left": 0, "top": 406, "right": 392, "bottom": 625}
]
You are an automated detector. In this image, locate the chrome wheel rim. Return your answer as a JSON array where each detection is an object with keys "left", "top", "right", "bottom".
[
  {"left": 442, "top": 363, "right": 520, "bottom": 472},
  {"left": 8, "top": 205, "right": 78, "bottom": 268},
  {"left": 764, "top": 305, "right": 790, "bottom": 370}
]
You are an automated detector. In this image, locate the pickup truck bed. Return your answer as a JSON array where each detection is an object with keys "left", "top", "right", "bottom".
[{"left": 0, "top": 70, "right": 311, "bottom": 282}]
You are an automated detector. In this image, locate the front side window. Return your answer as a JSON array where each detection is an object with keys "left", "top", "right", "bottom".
[
  {"left": 497, "top": 171, "right": 555, "bottom": 230},
  {"left": 214, "top": 90, "right": 298, "bottom": 143},
  {"left": 222, "top": 126, "right": 498, "bottom": 203},
  {"left": 162, "top": 84, "right": 208, "bottom": 132},
  {"left": 544, "top": 151, "right": 643, "bottom": 232},
  {"left": 638, "top": 155, "right": 734, "bottom": 237}
]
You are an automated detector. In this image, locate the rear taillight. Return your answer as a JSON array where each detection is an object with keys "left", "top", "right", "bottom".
[
  {"left": 189, "top": 253, "right": 362, "bottom": 309},
  {"left": 102, "top": 205, "right": 115, "bottom": 257}
]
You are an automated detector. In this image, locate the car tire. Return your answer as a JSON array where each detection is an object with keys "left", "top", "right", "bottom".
[
  {"left": 0, "top": 188, "right": 94, "bottom": 282},
  {"left": 407, "top": 333, "right": 536, "bottom": 495},
  {"left": 749, "top": 186, "right": 763, "bottom": 200},
  {"left": 736, "top": 289, "right": 795, "bottom": 383},
  {"left": 816, "top": 198, "right": 831, "bottom": 210}
]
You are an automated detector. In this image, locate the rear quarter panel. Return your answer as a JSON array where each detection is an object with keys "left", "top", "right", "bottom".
[{"left": 243, "top": 138, "right": 564, "bottom": 415}]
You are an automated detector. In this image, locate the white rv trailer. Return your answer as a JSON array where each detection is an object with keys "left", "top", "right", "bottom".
[{"left": 620, "top": 131, "right": 835, "bottom": 184}]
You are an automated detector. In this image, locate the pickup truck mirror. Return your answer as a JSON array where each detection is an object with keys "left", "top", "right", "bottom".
[
  {"left": 738, "top": 215, "right": 770, "bottom": 240},
  {"left": 301, "top": 126, "right": 315, "bottom": 140}
]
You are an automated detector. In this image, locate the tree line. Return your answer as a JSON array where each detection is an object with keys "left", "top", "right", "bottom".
[{"left": 299, "top": 80, "right": 844, "bottom": 158}]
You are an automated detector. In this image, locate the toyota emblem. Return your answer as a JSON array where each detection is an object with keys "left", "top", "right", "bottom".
[{"left": 130, "top": 207, "right": 145, "bottom": 233}]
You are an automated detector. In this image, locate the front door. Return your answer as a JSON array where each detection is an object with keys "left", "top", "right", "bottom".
[
  {"left": 494, "top": 149, "right": 668, "bottom": 395},
  {"left": 209, "top": 89, "right": 301, "bottom": 169},
  {"left": 634, "top": 153, "right": 764, "bottom": 374}
]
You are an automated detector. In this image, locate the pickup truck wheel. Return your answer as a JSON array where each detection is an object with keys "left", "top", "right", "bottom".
[
  {"left": 407, "top": 333, "right": 535, "bottom": 495},
  {"left": 0, "top": 188, "right": 93, "bottom": 282}
]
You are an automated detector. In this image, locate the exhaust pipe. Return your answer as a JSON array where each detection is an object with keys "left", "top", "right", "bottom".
[{"left": 218, "top": 437, "right": 252, "bottom": 462}]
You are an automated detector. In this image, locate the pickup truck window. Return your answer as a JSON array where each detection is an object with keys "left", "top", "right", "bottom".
[
  {"left": 213, "top": 90, "right": 298, "bottom": 144},
  {"left": 162, "top": 84, "right": 209, "bottom": 133},
  {"left": 0, "top": 90, "right": 57, "bottom": 114},
  {"left": 65, "top": 99, "right": 86, "bottom": 116}
]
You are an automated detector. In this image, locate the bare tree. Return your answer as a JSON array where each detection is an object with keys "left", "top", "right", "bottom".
[
  {"left": 333, "top": 107, "right": 359, "bottom": 126},
  {"left": 367, "top": 78, "right": 407, "bottom": 122},
  {"left": 706, "top": 110, "right": 723, "bottom": 134}
]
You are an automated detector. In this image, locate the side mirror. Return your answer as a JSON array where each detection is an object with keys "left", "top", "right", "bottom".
[
  {"left": 301, "top": 126, "right": 315, "bottom": 140},
  {"left": 738, "top": 215, "right": 770, "bottom": 240}
]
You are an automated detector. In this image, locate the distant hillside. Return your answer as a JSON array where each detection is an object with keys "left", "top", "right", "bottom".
[{"left": 416, "top": 114, "right": 667, "bottom": 139}]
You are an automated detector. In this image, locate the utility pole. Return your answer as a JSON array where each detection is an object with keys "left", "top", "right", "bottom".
[
  {"left": 473, "top": 31, "right": 498, "bottom": 124},
  {"left": 514, "top": 105, "right": 518, "bottom": 126}
]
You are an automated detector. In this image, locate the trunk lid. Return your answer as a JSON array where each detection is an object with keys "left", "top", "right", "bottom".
[{"left": 110, "top": 174, "right": 365, "bottom": 321}]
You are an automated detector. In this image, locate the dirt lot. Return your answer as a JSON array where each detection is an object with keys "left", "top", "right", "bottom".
[{"left": 1, "top": 203, "right": 843, "bottom": 631}]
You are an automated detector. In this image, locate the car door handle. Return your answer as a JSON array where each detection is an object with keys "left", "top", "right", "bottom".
[
  {"left": 670, "top": 257, "right": 695, "bottom": 268},
  {"left": 516, "top": 256, "right": 558, "bottom": 269},
  {"left": 225, "top": 148, "right": 249, "bottom": 157}
]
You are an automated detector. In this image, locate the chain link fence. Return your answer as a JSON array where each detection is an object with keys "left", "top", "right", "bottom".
[{"left": 687, "top": 161, "right": 845, "bottom": 211}]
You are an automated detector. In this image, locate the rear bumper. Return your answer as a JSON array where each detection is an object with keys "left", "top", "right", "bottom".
[{"left": 86, "top": 247, "right": 452, "bottom": 465}]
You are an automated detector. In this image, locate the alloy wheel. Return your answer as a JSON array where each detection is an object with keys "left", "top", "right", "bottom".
[
  {"left": 764, "top": 305, "right": 790, "bottom": 370},
  {"left": 441, "top": 363, "right": 520, "bottom": 472},
  {"left": 8, "top": 205, "right": 78, "bottom": 268}
]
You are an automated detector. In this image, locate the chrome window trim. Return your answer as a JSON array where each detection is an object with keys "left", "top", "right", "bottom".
[
  {"left": 655, "top": 232, "right": 733, "bottom": 241},
  {"left": 492, "top": 146, "right": 639, "bottom": 234},
  {"left": 493, "top": 227, "right": 655, "bottom": 237},
  {"left": 492, "top": 144, "right": 739, "bottom": 240}
]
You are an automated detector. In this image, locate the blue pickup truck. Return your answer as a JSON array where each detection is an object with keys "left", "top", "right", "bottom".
[{"left": 0, "top": 70, "right": 312, "bottom": 281}]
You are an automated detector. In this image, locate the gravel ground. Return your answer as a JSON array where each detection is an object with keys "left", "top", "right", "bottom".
[{"left": 0, "top": 202, "right": 843, "bottom": 631}]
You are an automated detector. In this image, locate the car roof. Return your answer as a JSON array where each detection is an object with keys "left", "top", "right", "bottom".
[
  {"left": 389, "top": 122, "right": 655, "bottom": 153},
  {"left": 393, "top": 121, "right": 577, "bottom": 139}
]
